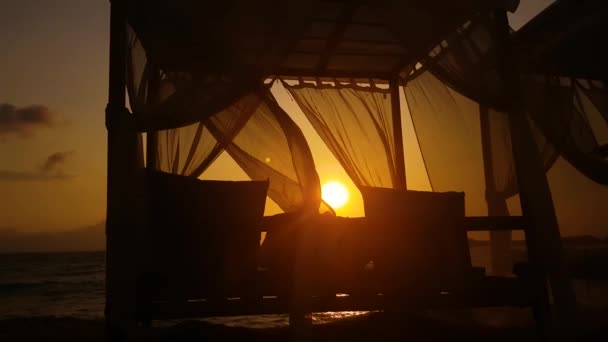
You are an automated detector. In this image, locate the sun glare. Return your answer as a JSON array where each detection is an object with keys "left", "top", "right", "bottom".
[{"left": 321, "top": 181, "right": 350, "bottom": 209}]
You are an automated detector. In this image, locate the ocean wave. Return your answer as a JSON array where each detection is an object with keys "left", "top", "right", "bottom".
[{"left": 0, "top": 280, "right": 103, "bottom": 293}]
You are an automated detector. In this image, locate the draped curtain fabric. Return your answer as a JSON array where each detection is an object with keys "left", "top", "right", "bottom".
[
  {"left": 206, "top": 91, "right": 322, "bottom": 212},
  {"left": 124, "top": 25, "right": 147, "bottom": 166},
  {"left": 404, "top": 14, "right": 512, "bottom": 218},
  {"left": 126, "top": 0, "right": 321, "bottom": 131},
  {"left": 151, "top": 94, "right": 261, "bottom": 176},
  {"left": 522, "top": 76, "right": 608, "bottom": 184},
  {"left": 282, "top": 80, "right": 400, "bottom": 189},
  {"left": 403, "top": 71, "right": 488, "bottom": 216},
  {"left": 149, "top": 90, "right": 322, "bottom": 213},
  {"left": 484, "top": 108, "right": 557, "bottom": 200},
  {"left": 423, "top": 14, "right": 506, "bottom": 109},
  {"left": 578, "top": 81, "right": 608, "bottom": 125},
  {"left": 404, "top": 13, "right": 558, "bottom": 210},
  {"left": 128, "top": 79, "right": 323, "bottom": 213},
  {"left": 400, "top": 14, "right": 539, "bottom": 275},
  {"left": 126, "top": 25, "right": 148, "bottom": 114},
  {"left": 126, "top": 29, "right": 323, "bottom": 213},
  {"left": 382, "top": 0, "right": 519, "bottom": 79},
  {"left": 401, "top": 12, "right": 608, "bottom": 275}
]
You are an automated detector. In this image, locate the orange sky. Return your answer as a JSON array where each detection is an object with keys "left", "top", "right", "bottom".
[{"left": 1, "top": 0, "right": 606, "bottom": 238}]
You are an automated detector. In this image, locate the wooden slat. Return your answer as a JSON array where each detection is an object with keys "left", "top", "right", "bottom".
[
  {"left": 465, "top": 216, "right": 528, "bottom": 231},
  {"left": 291, "top": 50, "right": 407, "bottom": 57},
  {"left": 301, "top": 36, "right": 403, "bottom": 45},
  {"left": 316, "top": 1, "right": 361, "bottom": 73},
  {"left": 143, "top": 277, "right": 530, "bottom": 321},
  {"left": 390, "top": 77, "right": 406, "bottom": 190},
  {"left": 311, "top": 18, "right": 386, "bottom": 27},
  {"left": 275, "top": 67, "right": 391, "bottom": 79}
]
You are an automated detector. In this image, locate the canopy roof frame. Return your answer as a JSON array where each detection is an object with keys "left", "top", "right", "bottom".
[
  {"left": 125, "top": 0, "right": 521, "bottom": 81},
  {"left": 105, "top": 0, "right": 580, "bottom": 335},
  {"left": 515, "top": 0, "right": 608, "bottom": 80}
]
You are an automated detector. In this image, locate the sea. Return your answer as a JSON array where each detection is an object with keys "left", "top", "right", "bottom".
[
  {"left": 1, "top": 246, "right": 607, "bottom": 328},
  {"left": 0, "top": 251, "right": 368, "bottom": 328},
  {"left": 0, "top": 252, "right": 105, "bottom": 320}
]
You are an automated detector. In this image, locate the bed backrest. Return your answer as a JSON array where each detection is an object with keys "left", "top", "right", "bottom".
[
  {"left": 144, "top": 170, "right": 268, "bottom": 298},
  {"left": 361, "top": 187, "right": 470, "bottom": 294}
]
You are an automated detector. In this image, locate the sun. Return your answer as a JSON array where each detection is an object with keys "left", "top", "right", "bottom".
[{"left": 321, "top": 180, "right": 350, "bottom": 209}]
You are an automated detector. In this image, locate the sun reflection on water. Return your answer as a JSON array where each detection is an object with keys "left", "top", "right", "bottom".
[{"left": 312, "top": 311, "right": 371, "bottom": 324}]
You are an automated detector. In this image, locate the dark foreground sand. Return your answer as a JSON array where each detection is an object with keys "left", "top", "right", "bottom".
[{"left": 1, "top": 308, "right": 606, "bottom": 342}]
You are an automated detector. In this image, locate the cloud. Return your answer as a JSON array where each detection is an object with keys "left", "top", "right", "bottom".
[
  {"left": 0, "top": 222, "right": 105, "bottom": 253},
  {"left": 0, "top": 170, "right": 75, "bottom": 182},
  {"left": 0, "top": 150, "right": 76, "bottom": 182},
  {"left": 40, "top": 150, "right": 75, "bottom": 173},
  {"left": 0, "top": 103, "right": 59, "bottom": 137}
]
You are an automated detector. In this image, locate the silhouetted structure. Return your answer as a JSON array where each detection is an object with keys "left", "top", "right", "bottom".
[
  {"left": 514, "top": 0, "right": 608, "bottom": 284},
  {"left": 104, "top": 0, "right": 607, "bottom": 339}
]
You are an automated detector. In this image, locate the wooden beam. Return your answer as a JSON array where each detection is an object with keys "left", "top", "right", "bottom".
[
  {"left": 146, "top": 66, "right": 160, "bottom": 169},
  {"left": 390, "top": 78, "right": 406, "bottom": 189},
  {"left": 479, "top": 106, "right": 496, "bottom": 196},
  {"left": 107, "top": 0, "right": 126, "bottom": 108},
  {"left": 276, "top": 68, "right": 391, "bottom": 80},
  {"left": 496, "top": 9, "right": 577, "bottom": 334},
  {"left": 301, "top": 36, "right": 402, "bottom": 45},
  {"left": 291, "top": 50, "right": 407, "bottom": 58},
  {"left": 480, "top": 104, "right": 513, "bottom": 275},
  {"left": 465, "top": 216, "right": 527, "bottom": 232},
  {"left": 106, "top": 0, "right": 138, "bottom": 338},
  {"left": 316, "top": 1, "right": 361, "bottom": 73},
  {"left": 311, "top": 18, "right": 386, "bottom": 27}
]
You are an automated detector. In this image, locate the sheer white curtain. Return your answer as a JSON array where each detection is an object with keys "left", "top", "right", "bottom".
[
  {"left": 403, "top": 71, "right": 488, "bottom": 216},
  {"left": 128, "top": 76, "right": 323, "bottom": 213},
  {"left": 206, "top": 91, "right": 322, "bottom": 212},
  {"left": 523, "top": 76, "right": 608, "bottom": 184},
  {"left": 150, "top": 94, "right": 261, "bottom": 176},
  {"left": 283, "top": 80, "right": 401, "bottom": 189},
  {"left": 126, "top": 18, "right": 324, "bottom": 213},
  {"left": 403, "top": 13, "right": 559, "bottom": 212},
  {"left": 401, "top": 13, "right": 522, "bottom": 276}
]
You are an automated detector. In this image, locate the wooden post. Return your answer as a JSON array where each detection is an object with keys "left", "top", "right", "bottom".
[
  {"left": 479, "top": 105, "right": 512, "bottom": 275},
  {"left": 106, "top": 0, "right": 142, "bottom": 338},
  {"left": 146, "top": 131, "right": 157, "bottom": 169},
  {"left": 494, "top": 9, "right": 577, "bottom": 334},
  {"left": 390, "top": 78, "right": 407, "bottom": 189},
  {"left": 146, "top": 66, "right": 160, "bottom": 169},
  {"left": 108, "top": 0, "right": 126, "bottom": 109}
]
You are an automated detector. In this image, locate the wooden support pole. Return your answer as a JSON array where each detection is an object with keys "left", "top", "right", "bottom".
[
  {"left": 107, "top": 0, "right": 126, "bottom": 109},
  {"left": 494, "top": 9, "right": 577, "bottom": 334},
  {"left": 465, "top": 215, "right": 527, "bottom": 231},
  {"left": 106, "top": 0, "right": 143, "bottom": 338},
  {"left": 146, "top": 66, "right": 160, "bottom": 169},
  {"left": 146, "top": 131, "right": 157, "bottom": 169},
  {"left": 479, "top": 105, "right": 513, "bottom": 275},
  {"left": 390, "top": 78, "right": 407, "bottom": 189}
]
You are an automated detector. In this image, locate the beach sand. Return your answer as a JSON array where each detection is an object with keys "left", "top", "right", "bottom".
[
  {"left": 2, "top": 246, "right": 606, "bottom": 340},
  {"left": 1, "top": 308, "right": 606, "bottom": 341}
]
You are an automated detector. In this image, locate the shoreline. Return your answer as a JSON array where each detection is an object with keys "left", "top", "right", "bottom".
[{"left": 1, "top": 308, "right": 607, "bottom": 341}]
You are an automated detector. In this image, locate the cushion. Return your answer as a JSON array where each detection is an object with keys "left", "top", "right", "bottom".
[
  {"left": 144, "top": 169, "right": 268, "bottom": 297},
  {"left": 360, "top": 187, "right": 470, "bottom": 294},
  {"left": 260, "top": 212, "right": 373, "bottom": 293}
]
